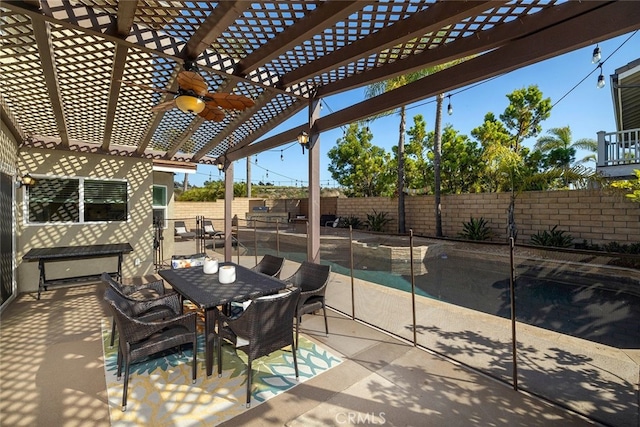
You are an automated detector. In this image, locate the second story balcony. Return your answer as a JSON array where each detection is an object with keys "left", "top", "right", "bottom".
[
  {"left": 597, "top": 128, "right": 640, "bottom": 178},
  {"left": 597, "top": 58, "right": 640, "bottom": 178}
]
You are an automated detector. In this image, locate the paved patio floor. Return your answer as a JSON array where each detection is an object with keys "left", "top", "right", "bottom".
[{"left": 0, "top": 251, "right": 601, "bottom": 426}]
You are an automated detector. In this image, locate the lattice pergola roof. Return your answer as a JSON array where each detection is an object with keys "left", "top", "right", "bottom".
[{"left": 2, "top": 1, "right": 639, "bottom": 166}]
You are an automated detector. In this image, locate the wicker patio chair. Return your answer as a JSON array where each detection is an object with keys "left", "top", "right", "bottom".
[
  {"left": 225, "top": 254, "right": 286, "bottom": 317},
  {"left": 213, "top": 287, "right": 301, "bottom": 407},
  {"left": 250, "top": 254, "right": 285, "bottom": 278},
  {"left": 283, "top": 261, "right": 331, "bottom": 350},
  {"left": 104, "top": 287, "right": 197, "bottom": 412},
  {"left": 101, "top": 272, "right": 176, "bottom": 347}
]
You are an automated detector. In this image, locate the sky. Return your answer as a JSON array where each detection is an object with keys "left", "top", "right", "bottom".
[{"left": 183, "top": 30, "right": 639, "bottom": 188}]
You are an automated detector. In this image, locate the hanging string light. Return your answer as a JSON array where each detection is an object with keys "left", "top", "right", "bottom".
[
  {"left": 447, "top": 94, "right": 453, "bottom": 115},
  {"left": 597, "top": 63, "right": 605, "bottom": 89},
  {"left": 254, "top": 155, "right": 258, "bottom": 164},
  {"left": 592, "top": 44, "right": 601, "bottom": 63},
  {"left": 280, "top": 150, "right": 284, "bottom": 161}
]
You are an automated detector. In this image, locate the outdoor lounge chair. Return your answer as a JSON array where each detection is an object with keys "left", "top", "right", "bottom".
[
  {"left": 283, "top": 261, "right": 331, "bottom": 350},
  {"left": 324, "top": 217, "right": 341, "bottom": 228},
  {"left": 214, "top": 287, "right": 300, "bottom": 407},
  {"left": 203, "top": 219, "right": 224, "bottom": 239},
  {"left": 174, "top": 220, "right": 196, "bottom": 239},
  {"left": 104, "top": 287, "right": 197, "bottom": 411}
]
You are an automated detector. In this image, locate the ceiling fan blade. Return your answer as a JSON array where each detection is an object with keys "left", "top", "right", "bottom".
[
  {"left": 177, "top": 71, "right": 208, "bottom": 96},
  {"left": 204, "top": 93, "right": 255, "bottom": 110},
  {"left": 119, "top": 80, "right": 176, "bottom": 94},
  {"left": 198, "top": 105, "right": 225, "bottom": 122},
  {"left": 151, "top": 99, "right": 177, "bottom": 112}
]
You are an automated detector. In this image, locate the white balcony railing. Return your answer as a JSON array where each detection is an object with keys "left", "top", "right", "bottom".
[{"left": 596, "top": 128, "right": 640, "bottom": 177}]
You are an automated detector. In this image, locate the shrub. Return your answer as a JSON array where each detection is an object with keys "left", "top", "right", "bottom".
[
  {"left": 338, "top": 215, "right": 363, "bottom": 229},
  {"left": 603, "top": 241, "right": 640, "bottom": 254},
  {"left": 530, "top": 225, "right": 573, "bottom": 248},
  {"left": 459, "top": 217, "right": 493, "bottom": 241},
  {"left": 364, "top": 209, "right": 392, "bottom": 232}
]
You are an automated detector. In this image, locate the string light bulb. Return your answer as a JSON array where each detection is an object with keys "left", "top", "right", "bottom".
[
  {"left": 597, "top": 64, "right": 605, "bottom": 89},
  {"left": 447, "top": 94, "right": 453, "bottom": 115},
  {"left": 592, "top": 44, "right": 601, "bottom": 64}
]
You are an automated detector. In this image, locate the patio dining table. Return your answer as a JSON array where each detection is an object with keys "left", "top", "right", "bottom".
[{"left": 158, "top": 262, "right": 289, "bottom": 376}]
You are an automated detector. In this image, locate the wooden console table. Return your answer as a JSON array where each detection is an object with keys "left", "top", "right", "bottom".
[{"left": 23, "top": 243, "right": 133, "bottom": 299}]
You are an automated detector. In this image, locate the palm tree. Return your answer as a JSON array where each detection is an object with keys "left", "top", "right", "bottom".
[
  {"left": 433, "top": 93, "right": 444, "bottom": 237},
  {"left": 365, "top": 58, "right": 466, "bottom": 234},
  {"left": 365, "top": 71, "right": 431, "bottom": 233},
  {"left": 535, "top": 126, "right": 597, "bottom": 187},
  {"left": 535, "top": 126, "right": 597, "bottom": 165}
]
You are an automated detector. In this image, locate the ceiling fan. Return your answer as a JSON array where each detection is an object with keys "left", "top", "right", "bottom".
[{"left": 121, "top": 61, "right": 254, "bottom": 122}]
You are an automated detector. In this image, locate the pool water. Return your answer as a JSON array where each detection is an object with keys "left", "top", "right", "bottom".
[{"left": 326, "top": 252, "right": 640, "bottom": 349}]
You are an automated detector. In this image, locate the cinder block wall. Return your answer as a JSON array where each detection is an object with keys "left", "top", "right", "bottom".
[
  {"left": 173, "top": 198, "right": 255, "bottom": 230},
  {"left": 174, "top": 190, "right": 639, "bottom": 245},
  {"left": 337, "top": 197, "right": 398, "bottom": 232},
  {"left": 337, "top": 189, "right": 639, "bottom": 245}
]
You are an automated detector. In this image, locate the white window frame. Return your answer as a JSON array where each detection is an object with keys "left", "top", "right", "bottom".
[
  {"left": 24, "top": 175, "right": 129, "bottom": 225},
  {"left": 152, "top": 184, "right": 168, "bottom": 229}
]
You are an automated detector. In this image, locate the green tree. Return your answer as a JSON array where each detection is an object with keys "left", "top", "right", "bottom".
[
  {"left": 365, "top": 71, "right": 432, "bottom": 232},
  {"left": 364, "top": 57, "right": 467, "bottom": 234},
  {"left": 471, "top": 113, "right": 513, "bottom": 192},
  {"left": 405, "top": 117, "right": 483, "bottom": 195},
  {"left": 327, "top": 123, "right": 394, "bottom": 197},
  {"left": 176, "top": 181, "right": 247, "bottom": 201},
  {"left": 404, "top": 115, "right": 430, "bottom": 190},
  {"left": 534, "top": 126, "right": 597, "bottom": 188},
  {"left": 611, "top": 169, "right": 640, "bottom": 203},
  {"left": 472, "top": 86, "right": 552, "bottom": 240},
  {"left": 432, "top": 126, "right": 483, "bottom": 194}
]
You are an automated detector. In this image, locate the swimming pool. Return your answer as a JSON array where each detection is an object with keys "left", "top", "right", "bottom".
[
  {"left": 244, "top": 231, "right": 639, "bottom": 349},
  {"left": 324, "top": 250, "right": 640, "bottom": 349}
]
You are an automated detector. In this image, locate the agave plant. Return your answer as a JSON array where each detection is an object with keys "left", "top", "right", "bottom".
[
  {"left": 338, "top": 215, "right": 363, "bottom": 229},
  {"left": 530, "top": 225, "right": 573, "bottom": 248},
  {"left": 364, "top": 209, "right": 392, "bottom": 232},
  {"left": 459, "top": 217, "right": 493, "bottom": 241}
]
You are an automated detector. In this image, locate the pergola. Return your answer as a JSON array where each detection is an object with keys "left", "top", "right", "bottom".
[{"left": 2, "top": 0, "right": 640, "bottom": 260}]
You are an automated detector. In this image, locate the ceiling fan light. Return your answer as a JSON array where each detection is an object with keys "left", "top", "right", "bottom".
[{"left": 176, "top": 95, "right": 205, "bottom": 114}]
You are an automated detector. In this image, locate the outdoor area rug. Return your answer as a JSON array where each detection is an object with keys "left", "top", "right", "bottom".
[{"left": 101, "top": 318, "right": 342, "bottom": 426}]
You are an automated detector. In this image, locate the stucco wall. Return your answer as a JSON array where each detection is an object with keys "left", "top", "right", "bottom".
[
  {"left": 16, "top": 148, "right": 156, "bottom": 293},
  {"left": 1, "top": 121, "right": 19, "bottom": 307}
]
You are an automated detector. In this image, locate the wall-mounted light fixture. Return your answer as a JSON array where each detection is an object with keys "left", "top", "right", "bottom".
[
  {"left": 18, "top": 173, "right": 36, "bottom": 188},
  {"left": 297, "top": 130, "right": 310, "bottom": 154},
  {"left": 216, "top": 157, "right": 228, "bottom": 174}
]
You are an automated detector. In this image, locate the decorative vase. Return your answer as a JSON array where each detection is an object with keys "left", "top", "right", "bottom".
[
  {"left": 218, "top": 265, "right": 236, "bottom": 284},
  {"left": 203, "top": 258, "right": 219, "bottom": 274}
]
